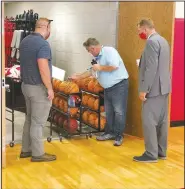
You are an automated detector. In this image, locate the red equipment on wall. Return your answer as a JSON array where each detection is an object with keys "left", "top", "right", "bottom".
[
  {"left": 4, "top": 18, "right": 16, "bottom": 67},
  {"left": 170, "top": 18, "right": 184, "bottom": 126}
]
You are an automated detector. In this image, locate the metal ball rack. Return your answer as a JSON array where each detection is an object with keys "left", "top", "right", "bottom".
[{"left": 47, "top": 89, "right": 105, "bottom": 142}]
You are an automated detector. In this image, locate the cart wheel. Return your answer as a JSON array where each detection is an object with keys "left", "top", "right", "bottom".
[
  {"left": 10, "top": 142, "right": 14, "bottom": 147},
  {"left": 89, "top": 133, "right": 92, "bottom": 138},
  {"left": 86, "top": 134, "right": 89, "bottom": 139},
  {"left": 47, "top": 137, "right": 52, "bottom": 143}
]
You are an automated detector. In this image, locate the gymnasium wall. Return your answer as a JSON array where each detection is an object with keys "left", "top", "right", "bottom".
[
  {"left": 117, "top": 2, "right": 175, "bottom": 137},
  {"left": 4, "top": 2, "right": 118, "bottom": 78}
]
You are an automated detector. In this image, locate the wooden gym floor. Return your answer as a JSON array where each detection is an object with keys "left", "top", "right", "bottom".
[{"left": 2, "top": 127, "right": 184, "bottom": 189}]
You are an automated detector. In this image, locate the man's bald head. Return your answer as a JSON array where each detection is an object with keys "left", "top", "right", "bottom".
[
  {"left": 35, "top": 18, "right": 51, "bottom": 40},
  {"left": 35, "top": 18, "right": 50, "bottom": 29}
]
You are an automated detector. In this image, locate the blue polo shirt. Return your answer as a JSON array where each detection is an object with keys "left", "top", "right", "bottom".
[
  {"left": 20, "top": 32, "right": 52, "bottom": 85},
  {"left": 93, "top": 46, "right": 129, "bottom": 89}
]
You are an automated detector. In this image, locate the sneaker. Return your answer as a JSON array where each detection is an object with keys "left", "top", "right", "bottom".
[
  {"left": 113, "top": 135, "right": 123, "bottom": 146},
  {"left": 133, "top": 153, "right": 158, "bottom": 163},
  {"left": 31, "top": 153, "right": 56, "bottom": 162},
  {"left": 158, "top": 154, "right": 167, "bottom": 160},
  {"left": 96, "top": 133, "right": 115, "bottom": 141},
  {"left": 20, "top": 152, "right": 32, "bottom": 158}
]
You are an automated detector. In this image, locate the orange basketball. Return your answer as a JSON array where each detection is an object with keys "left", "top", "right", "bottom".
[
  {"left": 80, "top": 78, "right": 91, "bottom": 90},
  {"left": 66, "top": 82, "right": 79, "bottom": 94},
  {"left": 58, "top": 98, "right": 64, "bottom": 110},
  {"left": 88, "top": 113, "right": 98, "bottom": 126},
  {"left": 69, "top": 108, "right": 78, "bottom": 116},
  {"left": 58, "top": 82, "right": 66, "bottom": 93},
  {"left": 53, "top": 78, "right": 59, "bottom": 91},
  {"left": 94, "top": 98, "right": 99, "bottom": 110},
  {"left": 94, "top": 81, "right": 104, "bottom": 94},
  {"left": 87, "top": 96, "right": 96, "bottom": 109},
  {"left": 55, "top": 80, "right": 62, "bottom": 92},
  {"left": 79, "top": 79, "right": 86, "bottom": 90},
  {"left": 95, "top": 116, "right": 106, "bottom": 130},
  {"left": 63, "top": 119, "right": 78, "bottom": 133},
  {"left": 53, "top": 97, "right": 60, "bottom": 107},
  {"left": 64, "top": 81, "right": 72, "bottom": 94},
  {"left": 84, "top": 78, "right": 93, "bottom": 90},
  {"left": 52, "top": 78, "right": 56, "bottom": 90},
  {"left": 82, "top": 111, "right": 91, "bottom": 123},
  {"left": 75, "top": 79, "right": 81, "bottom": 88},
  {"left": 82, "top": 93, "right": 91, "bottom": 106},
  {"left": 87, "top": 78, "right": 96, "bottom": 92},
  {"left": 63, "top": 100, "right": 68, "bottom": 113}
]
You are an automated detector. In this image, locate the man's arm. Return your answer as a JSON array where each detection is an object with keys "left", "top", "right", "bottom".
[
  {"left": 37, "top": 44, "right": 54, "bottom": 100},
  {"left": 97, "top": 65, "right": 118, "bottom": 72},
  {"left": 70, "top": 70, "right": 92, "bottom": 80},
  {"left": 38, "top": 58, "right": 52, "bottom": 90},
  {"left": 93, "top": 48, "right": 119, "bottom": 72},
  {"left": 139, "top": 40, "right": 159, "bottom": 93}
]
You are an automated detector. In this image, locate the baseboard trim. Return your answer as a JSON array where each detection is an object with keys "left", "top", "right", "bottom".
[{"left": 170, "top": 120, "right": 185, "bottom": 127}]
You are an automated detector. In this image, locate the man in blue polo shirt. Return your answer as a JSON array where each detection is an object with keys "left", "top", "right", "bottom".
[
  {"left": 70, "top": 38, "right": 129, "bottom": 146},
  {"left": 20, "top": 18, "right": 56, "bottom": 162}
]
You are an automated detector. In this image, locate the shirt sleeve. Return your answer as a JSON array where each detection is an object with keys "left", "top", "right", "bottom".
[
  {"left": 106, "top": 48, "right": 120, "bottom": 67},
  {"left": 37, "top": 44, "right": 51, "bottom": 60}
]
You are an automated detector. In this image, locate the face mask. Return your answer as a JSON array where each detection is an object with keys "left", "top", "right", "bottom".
[{"left": 139, "top": 32, "right": 147, "bottom": 40}]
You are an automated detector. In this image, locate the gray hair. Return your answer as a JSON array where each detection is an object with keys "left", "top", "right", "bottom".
[{"left": 83, "top": 38, "right": 100, "bottom": 47}]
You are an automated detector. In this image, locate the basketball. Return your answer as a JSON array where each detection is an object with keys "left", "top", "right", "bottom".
[
  {"left": 63, "top": 100, "right": 68, "bottom": 113},
  {"left": 87, "top": 96, "right": 96, "bottom": 109},
  {"left": 52, "top": 78, "right": 56, "bottom": 90},
  {"left": 84, "top": 78, "right": 93, "bottom": 90},
  {"left": 75, "top": 79, "right": 81, "bottom": 88},
  {"left": 68, "top": 95, "right": 81, "bottom": 107},
  {"left": 55, "top": 80, "right": 62, "bottom": 91},
  {"left": 87, "top": 78, "right": 96, "bottom": 92},
  {"left": 80, "top": 78, "right": 92, "bottom": 90},
  {"left": 58, "top": 115, "right": 65, "bottom": 127},
  {"left": 64, "top": 81, "right": 72, "bottom": 94},
  {"left": 94, "top": 81, "right": 104, "bottom": 94},
  {"left": 94, "top": 98, "right": 99, "bottom": 110},
  {"left": 53, "top": 97, "right": 60, "bottom": 107},
  {"left": 79, "top": 79, "right": 86, "bottom": 90},
  {"left": 70, "top": 108, "right": 78, "bottom": 116},
  {"left": 95, "top": 116, "right": 106, "bottom": 130},
  {"left": 65, "top": 82, "right": 79, "bottom": 94},
  {"left": 82, "top": 111, "right": 91, "bottom": 123},
  {"left": 88, "top": 112, "right": 98, "bottom": 126},
  {"left": 63, "top": 119, "right": 78, "bottom": 133},
  {"left": 58, "top": 82, "right": 67, "bottom": 93},
  {"left": 53, "top": 113, "right": 61, "bottom": 124},
  {"left": 82, "top": 93, "right": 91, "bottom": 106},
  {"left": 58, "top": 98, "right": 64, "bottom": 110}
]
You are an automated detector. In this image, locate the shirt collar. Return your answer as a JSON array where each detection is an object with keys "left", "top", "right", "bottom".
[
  {"left": 32, "top": 32, "right": 44, "bottom": 39},
  {"left": 94, "top": 46, "right": 103, "bottom": 60},
  {"left": 147, "top": 32, "right": 157, "bottom": 39}
]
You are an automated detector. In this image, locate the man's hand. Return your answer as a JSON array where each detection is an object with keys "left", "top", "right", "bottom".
[
  {"left": 139, "top": 92, "right": 147, "bottom": 102},
  {"left": 48, "top": 89, "right": 54, "bottom": 101},
  {"left": 92, "top": 64, "right": 102, "bottom": 71},
  {"left": 68, "top": 73, "right": 81, "bottom": 81}
]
